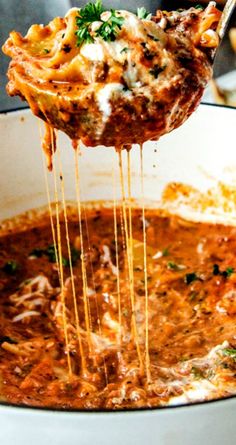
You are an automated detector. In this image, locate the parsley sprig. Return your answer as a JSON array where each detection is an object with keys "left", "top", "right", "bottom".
[
  {"left": 75, "top": 0, "right": 124, "bottom": 46},
  {"left": 222, "top": 348, "right": 236, "bottom": 361},
  {"left": 137, "top": 7, "right": 152, "bottom": 20}
]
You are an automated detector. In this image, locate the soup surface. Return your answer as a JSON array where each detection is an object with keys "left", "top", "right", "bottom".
[{"left": 0, "top": 207, "right": 235, "bottom": 409}]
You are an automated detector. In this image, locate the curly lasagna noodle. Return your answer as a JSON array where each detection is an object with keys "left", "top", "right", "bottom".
[{"left": 3, "top": 2, "right": 221, "bottom": 151}]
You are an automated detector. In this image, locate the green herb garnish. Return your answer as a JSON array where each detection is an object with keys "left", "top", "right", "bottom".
[
  {"left": 167, "top": 261, "right": 185, "bottom": 271},
  {"left": 98, "top": 11, "right": 124, "bottom": 42},
  {"left": 62, "top": 257, "right": 70, "bottom": 267},
  {"left": 222, "top": 348, "right": 236, "bottom": 361},
  {"left": 30, "top": 244, "right": 79, "bottom": 268},
  {"left": 195, "top": 4, "right": 204, "bottom": 10},
  {"left": 190, "top": 291, "right": 198, "bottom": 301},
  {"left": 162, "top": 247, "right": 170, "bottom": 257},
  {"left": 213, "top": 264, "right": 234, "bottom": 278},
  {"left": 3, "top": 260, "right": 19, "bottom": 275},
  {"left": 224, "top": 267, "right": 234, "bottom": 278},
  {"left": 75, "top": 0, "right": 124, "bottom": 46},
  {"left": 77, "top": 0, "right": 103, "bottom": 44},
  {"left": 120, "top": 47, "right": 129, "bottom": 54},
  {"left": 43, "top": 48, "right": 50, "bottom": 54},
  {"left": 137, "top": 7, "right": 152, "bottom": 20},
  {"left": 45, "top": 245, "right": 57, "bottom": 263},
  {"left": 184, "top": 273, "right": 198, "bottom": 285}
]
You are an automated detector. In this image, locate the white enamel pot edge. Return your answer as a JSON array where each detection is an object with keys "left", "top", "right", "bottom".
[
  {"left": 1, "top": 103, "right": 236, "bottom": 222},
  {"left": 0, "top": 396, "right": 235, "bottom": 445},
  {"left": 0, "top": 104, "right": 236, "bottom": 445}
]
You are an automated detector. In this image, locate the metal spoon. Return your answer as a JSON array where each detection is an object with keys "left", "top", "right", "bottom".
[{"left": 217, "top": 0, "right": 236, "bottom": 42}]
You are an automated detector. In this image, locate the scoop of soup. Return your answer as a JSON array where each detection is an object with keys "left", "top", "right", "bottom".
[{"left": 2, "top": 3, "right": 220, "bottom": 149}]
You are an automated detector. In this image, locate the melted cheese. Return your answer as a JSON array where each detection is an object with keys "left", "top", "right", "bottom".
[
  {"left": 2, "top": 5, "right": 221, "bottom": 148},
  {"left": 97, "top": 83, "right": 125, "bottom": 119}
]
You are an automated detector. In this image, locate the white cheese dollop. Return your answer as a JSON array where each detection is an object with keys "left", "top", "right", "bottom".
[{"left": 97, "top": 82, "right": 126, "bottom": 120}]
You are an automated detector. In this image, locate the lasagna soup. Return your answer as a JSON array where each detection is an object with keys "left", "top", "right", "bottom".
[{"left": 0, "top": 206, "right": 235, "bottom": 409}]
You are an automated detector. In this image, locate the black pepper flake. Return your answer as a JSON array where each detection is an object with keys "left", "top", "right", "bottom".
[
  {"left": 144, "top": 48, "right": 155, "bottom": 60},
  {"left": 2, "top": 260, "right": 19, "bottom": 275},
  {"left": 0, "top": 336, "right": 17, "bottom": 345},
  {"left": 149, "top": 64, "right": 166, "bottom": 78},
  {"left": 147, "top": 34, "right": 159, "bottom": 42},
  {"left": 62, "top": 44, "right": 72, "bottom": 53},
  {"left": 184, "top": 273, "right": 198, "bottom": 285}
]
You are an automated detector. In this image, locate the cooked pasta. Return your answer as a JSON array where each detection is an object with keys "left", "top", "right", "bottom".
[
  {"left": 2, "top": 2, "right": 221, "bottom": 150},
  {"left": 0, "top": 207, "right": 235, "bottom": 409}
]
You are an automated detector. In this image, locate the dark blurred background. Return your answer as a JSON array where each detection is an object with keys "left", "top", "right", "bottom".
[{"left": 1, "top": 0, "right": 235, "bottom": 111}]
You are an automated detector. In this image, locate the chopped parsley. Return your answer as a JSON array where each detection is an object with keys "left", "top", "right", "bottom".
[
  {"left": 184, "top": 273, "right": 198, "bottom": 285},
  {"left": 189, "top": 291, "right": 198, "bottom": 301},
  {"left": 167, "top": 261, "right": 185, "bottom": 271},
  {"left": 222, "top": 348, "right": 236, "bottom": 361},
  {"left": 29, "top": 245, "right": 80, "bottom": 267},
  {"left": 120, "top": 47, "right": 129, "bottom": 54},
  {"left": 224, "top": 267, "right": 234, "bottom": 277},
  {"left": 75, "top": 0, "right": 124, "bottom": 46},
  {"left": 45, "top": 245, "right": 57, "bottom": 263},
  {"left": 137, "top": 7, "right": 152, "bottom": 20},
  {"left": 162, "top": 247, "right": 170, "bottom": 257},
  {"left": 213, "top": 264, "right": 234, "bottom": 278},
  {"left": 3, "top": 260, "right": 19, "bottom": 275},
  {"left": 62, "top": 257, "right": 69, "bottom": 267},
  {"left": 43, "top": 48, "right": 50, "bottom": 54}
]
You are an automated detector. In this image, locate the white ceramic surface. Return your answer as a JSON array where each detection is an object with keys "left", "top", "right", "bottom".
[
  {"left": 0, "top": 104, "right": 236, "bottom": 445},
  {"left": 203, "top": 70, "right": 236, "bottom": 104}
]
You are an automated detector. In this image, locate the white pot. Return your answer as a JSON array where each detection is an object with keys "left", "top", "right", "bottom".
[{"left": 0, "top": 104, "right": 235, "bottom": 445}]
